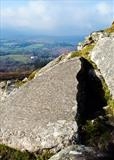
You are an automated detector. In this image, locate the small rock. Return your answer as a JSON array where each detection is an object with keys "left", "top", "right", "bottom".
[
  {"left": 0, "top": 81, "right": 6, "bottom": 89},
  {"left": 69, "top": 150, "right": 82, "bottom": 155}
]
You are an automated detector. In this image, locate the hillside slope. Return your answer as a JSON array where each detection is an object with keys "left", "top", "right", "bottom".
[{"left": 0, "top": 23, "right": 114, "bottom": 160}]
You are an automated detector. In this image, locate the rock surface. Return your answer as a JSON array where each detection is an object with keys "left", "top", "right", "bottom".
[
  {"left": 49, "top": 145, "right": 112, "bottom": 160},
  {"left": 0, "top": 80, "right": 18, "bottom": 102},
  {"left": 0, "top": 81, "right": 6, "bottom": 101},
  {"left": 91, "top": 37, "right": 114, "bottom": 98},
  {"left": 77, "top": 31, "right": 109, "bottom": 51},
  {"left": 0, "top": 58, "right": 81, "bottom": 152},
  {"left": 49, "top": 145, "right": 93, "bottom": 160}
]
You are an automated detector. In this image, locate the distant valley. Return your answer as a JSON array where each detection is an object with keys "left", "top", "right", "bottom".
[{"left": 0, "top": 36, "right": 81, "bottom": 80}]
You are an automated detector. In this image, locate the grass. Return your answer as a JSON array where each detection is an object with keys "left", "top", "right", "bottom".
[
  {"left": 71, "top": 37, "right": 114, "bottom": 117},
  {"left": 104, "top": 23, "right": 114, "bottom": 33},
  {"left": 82, "top": 58, "right": 114, "bottom": 150},
  {"left": 28, "top": 70, "right": 38, "bottom": 81},
  {"left": 101, "top": 78, "right": 114, "bottom": 118},
  {"left": 70, "top": 34, "right": 114, "bottom": 150},
  {"left": 70, "top": 22, "right": 114, "bottom": 60},
  {"left": 14, "top": 70, "right": 38, "bottom": 87},
  {"left": 0, "top": 55, "right": 31, "bottom": 63},
  {"left": 36, "top": 150, "right": 54, "bottom": 160},
  {"left": 84, "top": 119, "right": 111, "bottom": 150},
  {"left": 0, "top": 144, "right": 35, "bottom": 160},
  {"left": 0, "top": 144, "right": 54, "bottom": 160},
  {"left": 70, "top": 51, "right": 81, "bottom": 58},
  {"left": 24, "top": 44, "right": 44, "bottom": 50},
  {"left": 15, "top": 79, "right": 27, "bottom": 88},
  {"left": 70, "top": 44, "right": 95, "bottom": 59},
  {"left": 1, "top": 23, "right": 114, "bottom": 158}
]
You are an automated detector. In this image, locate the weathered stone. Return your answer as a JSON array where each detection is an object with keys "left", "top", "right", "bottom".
[
  {"left": 77, "top": 31, "right": 109, "bottom": 51},
  {"left": 0, "top": 80, "right": 18, "bottom": 102},
  {"left": 22, "top": 77, "right": 28, "bottom": 82},
  {"left": 0, "top": 58, "right": 81, "bottom": 152},
  {"left": 0, "top": 81, "right": 7, "bottom": 101},
  {"left": 49, "top": 145, "right": 111, "bottom": 160},
  {"left": 49, "top": 145, "right": 85, "bottom": 160},
  {"left": 91, "top": 37, "right": 114, "bottom": 99},
  {"left": 0, "top": 81, "right": 6, "bottom": 88}
]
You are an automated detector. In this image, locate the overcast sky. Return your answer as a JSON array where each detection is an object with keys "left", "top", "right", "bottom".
[{"left": 0, "top": 0, "right": 114, "bottom": 36}]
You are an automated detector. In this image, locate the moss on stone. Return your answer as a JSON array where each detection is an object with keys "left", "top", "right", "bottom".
[
  {"left": 28, "top": 70, "right": 38, "bottom": 81},
  {"left": 57, "top": 55, "right": 64, "bottom": 62},
  {"left": 70, "top": 51, "right": 81, "bottom": 58},
  {"left": 0, "top": 144, "right": 35, "bottom": 160},
  {"left": 72, "top": 40, "right": 114, "bottom": 150},
  {"left": 15, "top": 79, "right": 27, "bottom": 88},
  {"left": 83, "top": 118, "right": 111, "bottom": 150},
  {"left": 104, "top": 23, "right": 114, "bottom": 33},
  {"left": 15, "top": 70, "right": 38, "bottom": 88},
  {"left": 81, "top": 61, "right": 114, "bottom": 150},
  {"left": 70, "top": 44, "right": 95, "bottom": 59},
  {"left": 100, "top": 78, "right": 114, "bottom": 118},
  {"left": 36, "top": 150, "right": 54, "bottom": 160}
]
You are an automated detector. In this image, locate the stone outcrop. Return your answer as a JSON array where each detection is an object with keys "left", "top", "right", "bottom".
[
  {"left": 77, "top": 31, "right": 109, "bottom": 51},
  {"left": 48, "top": 25, "right": 114, "bottom": 160},
  {"left": 49, "top": 145, "right": 94, "bottom": 160},
  {"left": 91, "top": 37, "right": 114, "bottom": 99},
  {"left": 0, "top": 23, "right": 114, "bottom": 160},
  {"left": 0, "top": 58, "right": 81, "bottom": 152},
  {"left": 49, "top": 145, "right": 112, "bottom": 160}
]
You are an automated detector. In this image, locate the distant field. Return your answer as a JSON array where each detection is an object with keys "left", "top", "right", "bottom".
[
  {"left": 24, "top": 43, "right": 44, "bottom": 49},
  {"left": 0, "top": 39, "right": 76, "bottom": 80},
  {"left": 0, "top": 42, "right": 45, "bottom": 55},
  {"left": 0, "top": 54, "right": 31, "bottom": 63}
]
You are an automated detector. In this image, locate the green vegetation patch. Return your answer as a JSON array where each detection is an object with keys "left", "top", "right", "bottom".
[
  {"left": 101, "top": 79, "right": 114, "bottom": 117},
  {"left": 15, "top": 70, "right": 38, "bottom": 87},
  {"left": 15, "top": 79, "right": 27, "bottom": 88},
  {"left": 24, "top": 44, "right": 44, "bottom": 50},
  {"left": 71, "top": 40, "right": 114, "bottom": 150},
  {"left": 81, "top": 61, "right": 114, "bottom": 150},
  {"left": 84, "top": 60, "right": 114, "bottom": 150},
  {"left": 36, "top": 150, "right": 54, "bottom": 160},
  {"left": 0, "top": 144, "right": 54, "bottom": 160},
  {"left": 70, "top": 44, "right": 95, "bottom": 59},
  {"left": 83, "top": 118, "right": 111, "bottom": 150},
  {"left": 71, "top": 40, "right": 114, "bottom": 117},
  {"left": 0, "top": 144, "right": 35, "bottom": 160},
  {"left": 28, "top": 70, "right": 38, "bottom": 81},
  {"left": 0, "top": 55, "right": 31, "bottom": 63},
  {"left": 104, "top": 23, "right": 114, "bottom": 33}
]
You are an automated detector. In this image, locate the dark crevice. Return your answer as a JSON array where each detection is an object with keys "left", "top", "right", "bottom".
[
  {"left": 75, "top": 57, "right": 114, "bottom": 159},
  {"left": 76, "top": 57, "right": 107, "bottom": 127}
]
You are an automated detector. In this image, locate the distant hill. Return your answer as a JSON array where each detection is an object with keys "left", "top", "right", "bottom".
[
  {"left": 0, "top": 38, "right": 77, "bottom": 80},
  {"left": 0, "top": 28, "right": 84, "bottom": 43}
]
